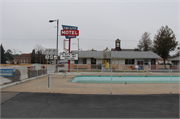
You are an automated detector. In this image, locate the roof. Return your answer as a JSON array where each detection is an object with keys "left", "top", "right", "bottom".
[
  {"left": 72, "top": 51, "right": 103, "bottom": 58},
  {"left": 72, "top": 51, "right": 161, "bottom": 59},
  {"left": 111, "top": 48, "right": 134, "bottom": 51},
  {"left": 111, "top": 51, "right": 160, "bottom": 59},
  {"left": 169, "top": 56, "right": 180, "bottom": 61}
]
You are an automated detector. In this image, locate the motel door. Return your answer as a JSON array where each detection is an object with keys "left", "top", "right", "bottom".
[
  {"left": 151, "top": 59, "right": 156, "bottom": 70},
  {"left": 91, "top": 58, "right": 96, "bottom": 69},
  {"left": 137, "top": 61, "right": 143, "bottom": 70}
]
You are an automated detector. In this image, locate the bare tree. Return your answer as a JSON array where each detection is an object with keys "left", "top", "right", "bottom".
[
  {"left": 136, "top": 32, "right": 152, "bottom": 51},
  {"left": 34, "top": 44, "right": 44, "bottom": 53}
]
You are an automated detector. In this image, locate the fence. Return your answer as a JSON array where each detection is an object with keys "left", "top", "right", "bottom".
[{"left": 0, "top": 64, "right": 179, "bottom": 95}]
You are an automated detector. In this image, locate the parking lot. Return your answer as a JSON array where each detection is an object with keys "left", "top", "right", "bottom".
[{"left": 1, "top": 92, "right": 179, "bottom": 118}]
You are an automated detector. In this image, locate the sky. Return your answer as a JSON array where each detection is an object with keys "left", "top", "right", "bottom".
[{"left": 1, "top": 0, "right": 180, "bottom": 55}]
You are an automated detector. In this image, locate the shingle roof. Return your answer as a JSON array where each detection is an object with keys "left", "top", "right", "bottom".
[
  {"left": 72, "top": 51, "right": 103, "bottom": 58},
  {"left": 72, "top": 51, "right": 161, "bottom": 59},
  {"left": 169, "top": 56, "right": 180, "bottom": 61},
  {"left": 111, "top": 51, "right": 160, "bottom": 59}
]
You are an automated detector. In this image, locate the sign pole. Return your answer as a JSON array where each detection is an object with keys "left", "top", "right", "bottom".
[{"left": 68, "top": 38, "right": 71, "bottom": 72}]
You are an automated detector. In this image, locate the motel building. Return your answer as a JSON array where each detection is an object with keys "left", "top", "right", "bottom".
[
  {"left": 169, "top": 56, "right": 180, "bottom": 69},
  {"left": 70, "top": 39, "right": 161, "bottom": 71}
]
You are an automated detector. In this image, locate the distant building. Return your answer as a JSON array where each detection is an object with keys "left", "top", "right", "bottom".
[
  {"left": 14, "top": 54, "right": 31, "bottom": 63},
  {"left": 169, "top": 56, "right": 180, "bottom": 69}
]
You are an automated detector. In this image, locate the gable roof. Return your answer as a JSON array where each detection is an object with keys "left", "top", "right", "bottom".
[{"left": 72, "top": 51, "right": 161, "bottom": 59}]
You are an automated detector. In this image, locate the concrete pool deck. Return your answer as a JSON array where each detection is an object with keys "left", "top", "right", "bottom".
[{"left": 1, "top": 73, "right": 179, "bottom": 95}]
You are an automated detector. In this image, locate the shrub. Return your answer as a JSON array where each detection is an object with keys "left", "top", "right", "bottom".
[{"left": 4, "top": 69, "right": 21, "bottom": 82}]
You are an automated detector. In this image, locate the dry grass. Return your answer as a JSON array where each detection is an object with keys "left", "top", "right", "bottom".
[{"left": 0, "top": 64, "right": 32, "bottom": 67}]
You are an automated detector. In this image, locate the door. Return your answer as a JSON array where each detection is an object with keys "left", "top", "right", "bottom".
[
  {"left": 91, "top": 58, "right": 96, "bottom": 69},
  {"left": 137, "top": 61, "right": 143, "bottom": 70},
  {"left": 151, "top": 59, "right": 156, "bottom": 70}
]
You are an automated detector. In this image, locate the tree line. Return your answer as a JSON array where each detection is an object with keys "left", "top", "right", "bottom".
[
  {"left": 1, "top": 44, "right": 14, "bottom": 64},
  {"left": 134, "top": 25, "right": 178, "bottom": 66},
  {"left": 0, "top": 44, "right": 46, "bottom": 64}
]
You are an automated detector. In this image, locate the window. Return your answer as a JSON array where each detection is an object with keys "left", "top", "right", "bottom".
[
  {"left": 83, "top": 58, "right": 87, "bottom": 64},
  {"left": 75, "top": 58, "right": 86, "bottom": 64},
  {"left": 74, "top": 60, "right": 78, "bottom": 64},
  {"left": 116, "top": 42, "right": 120, "bottom": 47},
  {"left": 144, "top": 60, "right": 148, "bottom": 65},
  {"left": 125, "top": 59, "right": 134, "bottom": 65}
]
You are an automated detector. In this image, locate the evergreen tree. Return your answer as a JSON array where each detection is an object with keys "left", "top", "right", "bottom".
[
  {"left": 0, "top": 44, "right": 7, "bottom": 64},
  {"left": 31, "top": 49, "right": 36, "bottom": 63},
  {"left": 153, "top": 25, "right": 178, "bottom": 68},
  {"left": 5, "top": 49, "right": 14, "bottom": 61}
]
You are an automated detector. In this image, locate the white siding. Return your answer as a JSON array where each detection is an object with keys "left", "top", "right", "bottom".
[
  {"left": 70, "top": 60, "right": 74, "bottom": 63},
  {"left": 96, "top": 59, "right": 102, "bottom": 64},
  {"left": 112, "top": 59, "right": 118, "bottom": 64},
  {"left": 112, "top": 59, "right": 124, "bottom": 64},
  {"left": 87, "top": 58, "right": 91, "bottom": 64},
  {"left": 119, "top": 59, "right": 124, "bottom": 64}
]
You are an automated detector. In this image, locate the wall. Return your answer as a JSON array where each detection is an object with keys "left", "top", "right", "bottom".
[
  {"left": 70, "top": 58, "right": 159, "bottom": 70},
  {"left": 112, "top": 59, "right": 124, "bottom": 64}
]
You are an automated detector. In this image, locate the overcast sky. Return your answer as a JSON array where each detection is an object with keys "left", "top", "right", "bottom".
[{"left": 1, "top": 0, "right": 179, "bottom": 55}]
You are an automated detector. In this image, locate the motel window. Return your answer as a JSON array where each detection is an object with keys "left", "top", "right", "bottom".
[
  {"left": 144, "top": 60, "right": 148, "bottom": 65},
  {"left": 83, "top": 58, "right": 87, "bottom": 64},
  {"left": 125, "top": 59, "right": 134, "bottom": 65},
  {"left": 75, "top": 58, "right": 86, "bottom": 64},
  {"left": 74, "top": 60, "right": 78, "bottom": 64}
]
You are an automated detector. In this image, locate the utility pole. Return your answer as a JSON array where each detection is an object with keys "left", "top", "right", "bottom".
[{"left": 78, "top": 38, "right": 79, "bottom": 51}]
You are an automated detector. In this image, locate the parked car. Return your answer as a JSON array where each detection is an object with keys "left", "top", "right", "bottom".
[
  {"left": 165, "top": 63, "right": 172, "bottom": 65},
  {"left": 31, "top": 63, "right": 42, "bottom": 70},
  {"left": 6, "top": 61, "right": 10, "bottom": 64},
  {"left": 58, "top": 62, "right": 64, "bottom": 67}
]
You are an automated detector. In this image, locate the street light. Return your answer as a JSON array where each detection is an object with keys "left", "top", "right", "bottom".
[{"left": 49, "top": 19, "right": 59, "bottom": 72}]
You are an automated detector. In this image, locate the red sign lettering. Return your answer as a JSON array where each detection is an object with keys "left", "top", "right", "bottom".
[{"left": 61, "top": 30, "right": 79, "bottom": 36}]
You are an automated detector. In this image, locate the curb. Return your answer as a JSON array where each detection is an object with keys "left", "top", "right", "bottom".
[{"left": 0, "top": 74, "right": 49, "bottom": 89}]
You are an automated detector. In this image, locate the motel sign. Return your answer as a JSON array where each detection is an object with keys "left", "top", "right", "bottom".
[{"left": 61, "top": 30, "right": 79, "bottom": 36}]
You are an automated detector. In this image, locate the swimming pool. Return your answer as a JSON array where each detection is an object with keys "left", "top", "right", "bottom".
[{"left": 70, "top": 75, "right": 180, "bottom": 83}]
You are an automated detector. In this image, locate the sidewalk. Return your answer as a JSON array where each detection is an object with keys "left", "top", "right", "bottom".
[{"left": 1, "top": 73, "right": 179, "bottom": 95}]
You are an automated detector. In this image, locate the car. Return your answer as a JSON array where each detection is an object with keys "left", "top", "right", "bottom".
[
  {"left": 165, "top": 63, "right": 172, "bottom": 65},
  {"left": 31, "top": 63, "right": 42, "bottom": 70},
  {"left": 6, "top": 61, "right": 10, "bottom": 64},
  {"left": 58, "top": 62, "right": 64, "bottom": 67}
]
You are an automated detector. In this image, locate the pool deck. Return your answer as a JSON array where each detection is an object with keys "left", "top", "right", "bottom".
[{"left": 1, "top": 73, "right": 180, "bottom": 95}]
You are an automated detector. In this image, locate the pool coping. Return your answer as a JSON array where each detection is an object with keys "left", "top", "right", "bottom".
[{"left": 67, "top": 73, "right": 179, "bottom": 84}]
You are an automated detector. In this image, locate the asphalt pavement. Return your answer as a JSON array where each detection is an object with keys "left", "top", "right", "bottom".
[{"left": 1, "top": 92, "right": 179, "bottom": 118}]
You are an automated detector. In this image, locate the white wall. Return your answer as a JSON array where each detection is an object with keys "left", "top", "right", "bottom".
[
  {"left": 87, "top": 58, "right": 91, "bottom": 64},
  {"left": 70, "top": 60, "right": 74, "bottom": 63},
  {"left": 96, "top": 59, "right": 102, "bottom": 64},
  {"left": 112, "top": 59, "right": 124, "bottom": 64}
]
